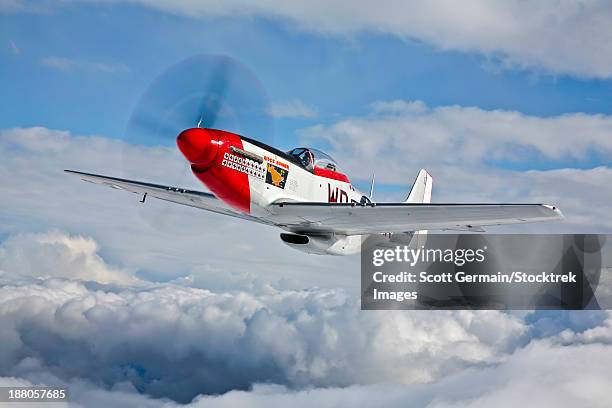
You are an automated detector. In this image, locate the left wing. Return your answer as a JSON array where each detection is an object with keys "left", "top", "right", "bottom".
[
  {"left": 269, "top": 202, "right": 563, "bottom": 235},
  {"left": 64, "top": 170, "right": 271, "bottom": 224}
]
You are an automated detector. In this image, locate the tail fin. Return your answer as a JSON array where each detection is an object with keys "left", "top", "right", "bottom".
[
  {"left": 405, "top": 169, "right": 432, "bottom": 203},
  {"left": 401, "top": 169, "right": 432, "bottom": 245}
]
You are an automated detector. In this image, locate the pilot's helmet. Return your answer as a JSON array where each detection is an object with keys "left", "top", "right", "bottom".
[{"left": 304, "top": 150, "right": 314, "bottom": 170}]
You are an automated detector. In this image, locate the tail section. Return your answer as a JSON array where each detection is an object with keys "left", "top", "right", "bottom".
[
  {"left": 400, "top": 169, "right": 432, "bottom": 246},
  {"left": 405, "top": 169, "right": 432, "bottom": 203}
]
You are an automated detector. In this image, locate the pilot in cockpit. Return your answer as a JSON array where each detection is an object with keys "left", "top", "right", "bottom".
[
  {"left": 287, "top": 147, "right": 340, "bottom": 173},
  {"left": 288, "top": 148, "right": 315, "bottom": 171},
  {"left": 302, "top": 150, "right": 314, "bottom": 171}
]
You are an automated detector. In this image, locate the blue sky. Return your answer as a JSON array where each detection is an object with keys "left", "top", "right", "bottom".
[{"left": 2, "top": 2, "right": 612, "bottom": 150}]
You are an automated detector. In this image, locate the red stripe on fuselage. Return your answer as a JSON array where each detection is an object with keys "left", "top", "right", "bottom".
[
  {"left": 191, "top": 129, "right": 251, "bottom": 213},
  {"left": 313, "top": 166, "right": 350, "bottom": 183}
]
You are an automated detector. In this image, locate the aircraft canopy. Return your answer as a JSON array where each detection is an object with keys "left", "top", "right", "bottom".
[{"left": 287, "top": 147, "right": 339, "bottom": 172}]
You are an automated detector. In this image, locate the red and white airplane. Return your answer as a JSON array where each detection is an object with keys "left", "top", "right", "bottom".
[{"left": 66, "top": 127, "right": 563, "bottom": 255}]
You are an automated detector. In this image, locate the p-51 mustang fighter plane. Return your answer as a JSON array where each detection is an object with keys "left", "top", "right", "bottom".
[{"left": 66, "top": 126, "right": 563, "bottom": 255}]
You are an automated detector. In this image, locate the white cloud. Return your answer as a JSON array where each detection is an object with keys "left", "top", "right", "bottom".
[
  {"left": 7, "top": 2, "right": 612, "bottom": 77},
  {"left": 189, "top": 340, "right": 612, "bottom": 407},
  {"left": 557, "top": 311, "right": 612, "bottom": 346},
  {"left": 0, "top": 264, "right": 527, "bottom": 403},
  {"left": 41, "top": 56, "right": 129, "bottom": 73},
  {"left": 58, "top": 0, "right": 612, "bottom": 78},
  {"left": 299, "top": 100, "right": 612, "bottom": 232},
  {"left": 267, "top": 99, "right": 318, "bottom": 119},
  {"left": 304, "top": 100, "right": 612, "bottom": 168},
  {"left": 6, "top": 246, "right": 599, "bottom": 407},
  {"left": 0, "top": 231, "right": 139, "bottom": 284}
]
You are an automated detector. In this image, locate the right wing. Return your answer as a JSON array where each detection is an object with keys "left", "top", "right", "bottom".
[
  {"left": 269, "top": 202, "right": 563, "bottom": 235},
  {"left": 64, "top": 170, "right": 272, "bottom": 225}
]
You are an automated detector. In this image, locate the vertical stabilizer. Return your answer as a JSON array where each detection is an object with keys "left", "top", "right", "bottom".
[
  {"left": 405, "top": 169, "right": 432, "bottom": 203},
  {"left": 402, "top": 169, "right": 433, "bottom": 244}
]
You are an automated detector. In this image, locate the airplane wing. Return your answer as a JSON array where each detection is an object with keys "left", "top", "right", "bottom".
[
  {"left": 269, "top": 202, "right": 563, "bottom": 235},
  {"left": 64, "top": 170, "right": 272, "bottom": 225},
  {"left": 65, "top": 170, "right": 563, "bottom": 234}
]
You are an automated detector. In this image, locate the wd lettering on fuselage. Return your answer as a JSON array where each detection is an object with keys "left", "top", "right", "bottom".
[{"left": 328, "top": 184, "right": 349, "bottom": 203}]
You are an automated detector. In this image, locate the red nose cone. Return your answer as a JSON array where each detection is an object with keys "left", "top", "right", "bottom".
[{"left": 176, "top": 128, "right": 218, "bottom": 167}]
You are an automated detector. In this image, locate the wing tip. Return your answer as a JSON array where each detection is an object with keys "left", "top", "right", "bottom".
[{"left": 542, "top": 204, "right": 564, "bottom": 219}]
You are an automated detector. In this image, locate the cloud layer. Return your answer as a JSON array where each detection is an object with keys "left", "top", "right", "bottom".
[
  {"left": 0, "top": 232, "right": 611, "bottom": 406},
  {"left": 0, "top": 233, "right": 527, "bottom": 402},
  {"left": 47, "top": 0, "right": 612, "bottom": 78},
  {"left": 0, "top": 231, "right": 139, "bottom": 284},
  {"left": 300, "top": 100, "right": 612, "bottom": 231},
  {"left": 306, "top": 99, "right": 612, "bottom": 171}
]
